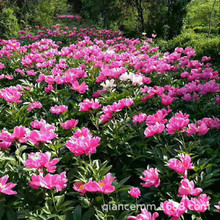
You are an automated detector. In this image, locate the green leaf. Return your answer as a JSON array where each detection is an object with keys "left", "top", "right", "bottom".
[
  {"left": 73, "top": 205, "right": 82, "bottom": 220},
  {"left": 82, "top": 207, "right": 95, "bottom": 220}
]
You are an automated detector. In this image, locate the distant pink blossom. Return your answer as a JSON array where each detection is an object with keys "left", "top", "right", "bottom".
[
  {"left": 50, "top": 105, "right": 68, "bottom": 114},
  {"left": 27, "top": 101, "right": 42, "bottom": 111}
]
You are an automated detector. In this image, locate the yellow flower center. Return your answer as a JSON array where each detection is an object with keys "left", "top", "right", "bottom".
[
  {"left": 79, "top": 184, "right": 84, "bottom": 190},
  {"left": 0, "top": 183, "right": 3, "bottom": 188},
  {"left": 99, "top": 182, "right": 105, "bottom": 187}
]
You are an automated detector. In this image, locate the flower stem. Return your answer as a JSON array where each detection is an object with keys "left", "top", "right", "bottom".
[
  {"left": 102, "top": 193, "right": 107, "bottom": 220},
  {"left": 51, "top": 190, "right": 58, "bottom": 214}
]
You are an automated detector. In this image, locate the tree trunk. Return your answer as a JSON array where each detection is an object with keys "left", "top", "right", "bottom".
[
  {"left": 208, "top": 0, "right": 217, "bottom": 38},
  {"left": 135, "top": 0, "right": 145, "bottom": 32}
]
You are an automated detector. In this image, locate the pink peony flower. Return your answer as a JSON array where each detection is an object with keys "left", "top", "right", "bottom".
[
  {"left": 72, "top": 81, "right": 88, "bottom": 94},
  {"left": 61, "top": 119, "right": 78, "bottom": 130},
  {"left": 30, "top": 119, "right": 55, "bottom": 130},
  {"left": 0, "top": 129, "right": 14, "bottom": 143},
  {"left": 214, "top": 201, "right": 220, "bottom": 212},
  {"left": 161, "top": 197, "right": 187, "bottom": 219},
  {"left": 0, "top": 63, "right": 5, "bottom": 69},
  {"left": 168, "top": 154, "right": 194, "bottom": 176},
  {"left": 12, "top": 126, "right": 27, "bottom": 143},
  {"left": 25, "top": 152, "right": 59, "bottom": 173},
  {"left": 83, "top": 178, "right": 101, "bottom": 193},
  {"left": 140, "top": 168, "right": 160, "bottom": 188},
  {"left": 166, "top": 112, "right": 189, "bottom": 134},
  {"left": 27, "top": 101, "right": 42, "bottom": 111},
  {"left": 146, "top": 109, "right": 168, "bottom": 126},
  {"left": 0, "top": 86, "right": 22, "bottom": 103},
  {"left": 144, "top": 123, "right": 165, "bottom": 138},
  {"left": 29, "top": 172, "right": 67, "bottom": 192},
  {"left": 187, "top": 122, "right": 209, "bottom": 136},
  {"left": 128, "top": 187, "right": 141, "bottom": 198},
  {"left": 50, "top": 105, "right": 68, "bottom": 114},
  {"left": 0, "top": 141, "right": 12, "bottom": 150},
  {"left": 161, "top": 95, "right": 174, "bottom": 106},
  {"left": 28, "top": 124, "right": 57, "bottom": 146},
  {"left": 73, "top": 173, "right": 116, "bottom": 195},
  {"left": 0, "top": 175, "right": 17, "bottom": 195},
  {"left": 133, "top": 113, "right": 147, "bottom": 124},
  {"left": 97, "top": 173, "right": 116, "bottom": 194},
  {"left": 128, "top": 209, "right": 159, "bottom": 220},
  {"left": 66, "top": 127, "right": 101, "bottom": 156},
  {"left": 178, "top": 179, "right": 202, "bottom": 197},
  {"left": 185, "top": 194, "right": 210, "bottom": 212},
  {"left": 73, "top": 182, "right": 87, "bottom": 195},
  {"left": 79, "top": 98, "right": 101, "bottom": 111}
]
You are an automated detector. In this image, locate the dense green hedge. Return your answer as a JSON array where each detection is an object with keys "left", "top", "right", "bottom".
[{"left": 156, "top": 29, "right": 220, "bottom": 64}]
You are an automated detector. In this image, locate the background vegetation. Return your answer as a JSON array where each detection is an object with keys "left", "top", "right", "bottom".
[{"left": 0, "top": 0, "right": 219, "bottom": 62}]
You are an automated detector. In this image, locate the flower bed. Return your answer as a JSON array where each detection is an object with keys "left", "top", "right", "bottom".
[{"left": 0, "top": 26, "right": 219, "bottom": 219}]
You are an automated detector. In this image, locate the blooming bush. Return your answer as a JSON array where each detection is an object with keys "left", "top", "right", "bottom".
[{"left": 0, "top": 25, "right": 219, "bottom": 220}]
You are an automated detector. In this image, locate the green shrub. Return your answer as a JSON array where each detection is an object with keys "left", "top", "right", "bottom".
[
  {"left": 0, "top": 8, "right": 20, "bottom": 39},
  {"left": 193, "top": 26, "right": 220, "bottom": 34},
  {"left": 25, "top": 0, "right": 69, "bottom": 27}
]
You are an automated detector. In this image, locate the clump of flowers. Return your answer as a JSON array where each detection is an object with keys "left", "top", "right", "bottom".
[
  {"left": 29, "top": 172, "right": 68, "bottom": 192},
  {"left": 25, "top": 152, "right": 59, "bottom": 173}
]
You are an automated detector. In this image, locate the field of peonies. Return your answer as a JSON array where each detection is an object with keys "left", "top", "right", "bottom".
[{"left": 0, "top": 25, "right": 219, "bottom": 220}]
